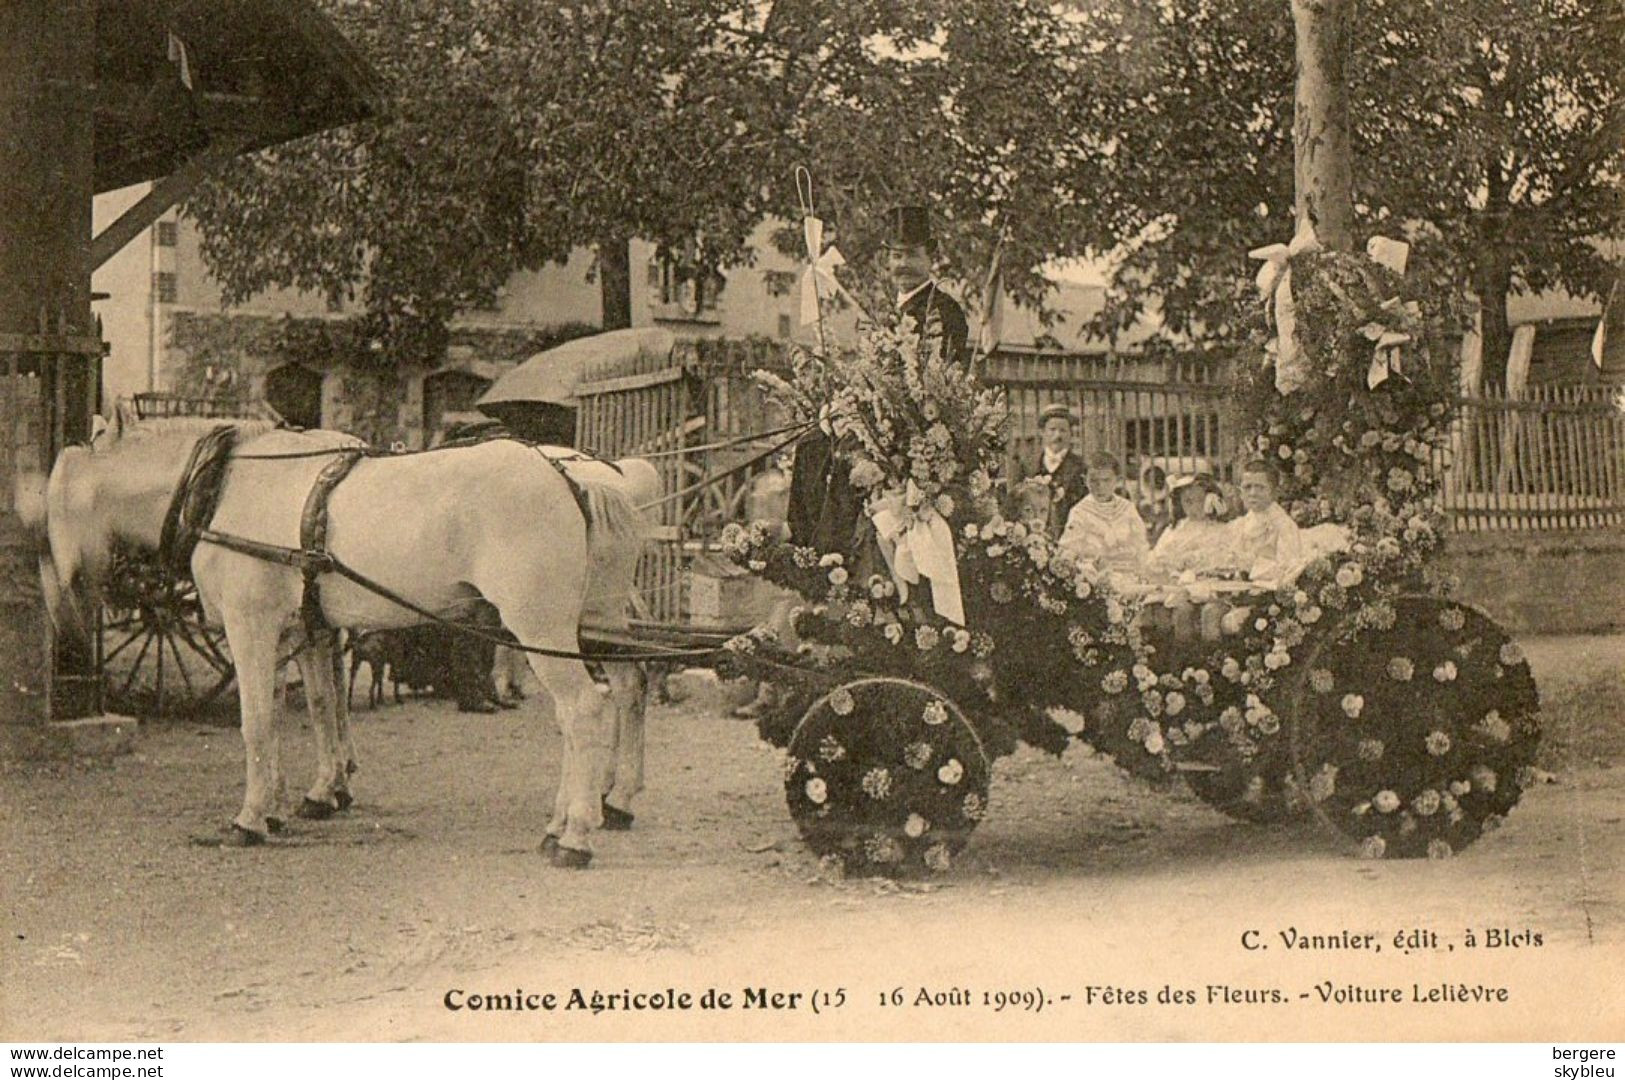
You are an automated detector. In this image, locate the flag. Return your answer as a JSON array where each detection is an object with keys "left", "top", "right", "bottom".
[
  {"left": 977, "top": 235, "right": 1005, "bottom": 357},
  {"left": 167, "top": 31, "right": 193, "bottom": 91}
]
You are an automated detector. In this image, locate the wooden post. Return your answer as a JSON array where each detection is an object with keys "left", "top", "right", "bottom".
[
  {"left": 1291, "top": 0, "right": 1356, "bottom": 251},
  {"left": 0, "top": 0, "right": 99, "bottom": 751}
]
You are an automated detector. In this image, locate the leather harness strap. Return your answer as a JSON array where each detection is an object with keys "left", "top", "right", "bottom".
[{"left": 297, "top": 448, "right": 366, "bottom": 634}]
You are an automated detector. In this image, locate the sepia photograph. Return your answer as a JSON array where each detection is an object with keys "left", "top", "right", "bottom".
[{"left": 1, "top": 0, "right": 1621, "bottom": 1059}]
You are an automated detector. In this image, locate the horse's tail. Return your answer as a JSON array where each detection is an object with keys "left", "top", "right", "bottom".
[{"left": 578, "top": 478, "right": 648, "bottom": 548}]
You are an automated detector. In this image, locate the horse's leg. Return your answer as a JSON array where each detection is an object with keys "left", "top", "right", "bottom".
[
  {"left": 219, "top": 608, "right": 286, "bottom": 844},
  {"left": 501, "top": 623, "right": 611, "bottom": 868},
  {"left": 292, "top": 632, "right": 347, "bottom": 819},
  {"left": 601, "top": 661, "right": 647, "bottom": 830},
  {"left": 331, "top": 638, "right": 358, "bottom": 801}
]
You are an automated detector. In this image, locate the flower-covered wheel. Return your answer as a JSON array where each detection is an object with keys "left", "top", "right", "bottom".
[
  {"left": 785, "top": 677, "right": 991, "bottom": 875},
  {"left": 1183, "top": 753, "right": 1305, "bottom": 825},
  {"left": 1287, "top": 595, "right": 1541, "bottom": 859}
]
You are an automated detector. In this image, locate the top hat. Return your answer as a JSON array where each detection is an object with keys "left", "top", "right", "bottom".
[
  {"left": 1038, "top": 403, "right": 1076, "bottom": 428},
  {"left": 884, "top": 205, "right": 935, "bottom": 250}
]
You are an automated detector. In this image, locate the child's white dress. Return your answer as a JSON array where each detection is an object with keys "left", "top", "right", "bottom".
[{"left": 1059, "top": 495, "right": 1150, "bottom": 578}]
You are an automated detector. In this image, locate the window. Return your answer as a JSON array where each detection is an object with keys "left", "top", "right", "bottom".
[
  {"left": 778, "top": 313, "right": 793, "bottom": 339},
  {"left": 155, "top": 221, "right": 178, "bottom": 247},
  {"left": 326, "top": 293, "right": 344, "bottom": 314},
  {"left": 649, "top": 253, "right": 725, "bottom": 321},
  {"left": 153, "top": 272, "right": 177, "bottom": 304}
]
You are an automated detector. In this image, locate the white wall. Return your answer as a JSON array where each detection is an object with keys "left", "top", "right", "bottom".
[{"left": 90, "top": 184, "right": 155, "bottom": 406}]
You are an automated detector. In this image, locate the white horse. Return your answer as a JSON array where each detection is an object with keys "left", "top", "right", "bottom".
[
  {"left": 534, "top": 449, "right": 660, "bottom": 832},
  {"left": 33, "top": 412, "right": 648, "bottom": 868}
]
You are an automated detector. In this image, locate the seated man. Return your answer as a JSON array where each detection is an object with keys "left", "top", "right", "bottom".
[{"left": 1058, "top": 452, "right": 1149, "bottom": 585}]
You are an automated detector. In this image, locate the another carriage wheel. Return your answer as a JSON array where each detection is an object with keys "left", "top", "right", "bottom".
[
  {"left": 1287, "top": 595, "right": 1540, "bottom": 859},
  {"left": 784, "top": 677, "right": 991, "bottom": 876},
  {"left": 101, "top": 552, "right": 236, "bottom": 721}
]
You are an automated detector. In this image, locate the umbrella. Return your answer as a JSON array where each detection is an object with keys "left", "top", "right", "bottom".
[{"left": 478, "top": 327, "right": 675, "bottom": 410}]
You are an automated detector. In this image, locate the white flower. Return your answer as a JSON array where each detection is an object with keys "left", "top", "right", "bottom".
[
  {"left": 882, "top": 622, "right": 904, "bottom": 644},
  {"left": 818, "top": 553, "right": 844, "bottom": 568},
  {"left": 1386, "top": 657, "right": 1414, "bottom": 681},
  {"left": 961, "top": 793, "right": 985, "bottom": 821},
  {"left": 1101, "top": 670, "right": 1129, "bottom": 694},
  {"left": 922, "top": 700, "right": 949, "bottom": 726},
  {"left": 924, "top": 843, "right": 952, "bottom": 872},
  {"left": 829, "top": 688, "right": 855, "bottom": 716},
  {"left": 1439, "top": 608, "right": 1466, "bottom": 631},
  {"left": 1359, "top": 835, "right": 1388, "bottom": 859},
  {"left": 805, "top": 778, "right": 827, "bottom": 804},
  {"left": 962, "top": 523, "right": 980, "bottom": 540},
  {"left": 903, "top": 813, "right": 929, "bottom": 838},
  {"left": 950, "top": 629, "right": 971, "bottom": 653},
  {"left": 1341, "top": 694, "right": 1364, "bottom": 719},
  {"left": 1144, "top": 731, "right": 1165, "bottom": 754},
  {"left": 1373, "top": 790, "right": 1401, "bottom": 813},
  {"left": 1165, "top": 692, "right": 1187, "bottom": 717},
  {"left": 1478, "top": 710, "right": 1511, "bottom": 743},
  {"left": 1357, "top": 738, "right": 1384, "bottom": 761},
  {"left": 937, "top": 759, "right": 965, "bottom": 785},
  {"left": 1426, "top": 839, "right": 1453, "bottom": 860},
  {"left": 1499, "top": 642, "right": 1525, "bottom": 667},
  {"left": 861, "top": 768, "right": 893, "bottom": 799},
  {"left": 1425, "top": 730, "right": 1451, "bottom": 757},
  {"left": 828, "top": 567, "right": 849, "bottom": 586},
  {"left": 1310, "top": 764, "right": 1338, "bottom": 802},
  {"left": 1310, "top": 668, "right": 1335, "bottom": 693},
  {"left": 904, "top": 741, "right": 933, "bottom": 769},
  {"left": 1471, "top": 765, "right": 1498, "bottom": 793},
  {"left": 1412, "top": 789, "right": 1442, "bottom": 816},
  {"left": 1432, "top": 660, "right": 1457, "bottom": 683}
]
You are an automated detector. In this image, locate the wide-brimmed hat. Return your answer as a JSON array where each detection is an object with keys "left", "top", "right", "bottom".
[
  {"left": 883, "top": 205, "right": 935, "bottom": 250},
  {"left": 1038, "top": 403, "right": 1075, "bottom": 427}
]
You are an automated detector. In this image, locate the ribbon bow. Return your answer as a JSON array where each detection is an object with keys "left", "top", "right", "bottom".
[
  {"left": 868, "top": 484, "right": 965, "bottom": 626},
  {"left": 799, "top": 215, "right": 847, "bottom": 327},
  {"left": 1247, "top": 218, "right": 1322, "bottom": 394}
]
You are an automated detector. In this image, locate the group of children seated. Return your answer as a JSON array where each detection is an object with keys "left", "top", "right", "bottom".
[{"left": 1013, "top": 452, "right": 1305, "bottom": 641}]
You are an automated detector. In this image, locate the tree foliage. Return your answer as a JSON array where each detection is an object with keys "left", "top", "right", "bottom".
[
  {"left": 184, "top": 0, "right": 1103, "bottom": 354},
  {"left": 1071, "top": 0, "right": 1623, "bottom": 384}
]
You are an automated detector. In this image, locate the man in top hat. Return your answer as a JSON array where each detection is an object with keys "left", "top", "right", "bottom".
[
  {"left": 1009, "top": 403, "right": 1088, "bottom": 537},
  {"left": 884, "top": 205, "right": 971, "bottom": 368}
]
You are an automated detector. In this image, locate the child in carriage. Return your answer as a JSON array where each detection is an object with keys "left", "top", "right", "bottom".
[
  {"left": 1057, "top": 452, "right": 1150, "bottom": 587},
  {"left": 1144, "top": 474, "right": 1233, "bottom": 639}
]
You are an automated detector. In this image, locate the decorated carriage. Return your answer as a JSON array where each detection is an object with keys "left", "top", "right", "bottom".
[{"left": 709, "top": 238, "right": 1543, "bottom": 875}]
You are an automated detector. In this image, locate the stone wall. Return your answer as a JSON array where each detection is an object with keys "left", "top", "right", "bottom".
[{"left": 1438, "top": 529, "right": 1625, "bottom": 635}]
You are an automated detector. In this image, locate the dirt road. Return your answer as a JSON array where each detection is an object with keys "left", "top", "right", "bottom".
[{"left": 3, "top": 638, "right": 1621, "bottom": 1042}]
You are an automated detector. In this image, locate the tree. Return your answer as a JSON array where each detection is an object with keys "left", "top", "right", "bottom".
[
  {"left": 1069, "top": 0, "right": 1623, "bottom": 386},
  {"left": 184, "top": 0, "right": 1103, "bottom": 353}
]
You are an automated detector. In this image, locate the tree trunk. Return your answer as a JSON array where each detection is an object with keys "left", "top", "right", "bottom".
[
  {"left": 1475, "top": 250, "right": 1513, "bottom": 392},
  {"left": 1291, "top": 0, "right": 1356, "bottom": 252},
  {"left": 598, "top": 236, "right": 632, "bottom": 331}
]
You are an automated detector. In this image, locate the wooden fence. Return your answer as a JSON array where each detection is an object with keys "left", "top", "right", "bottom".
[
  {"left": 983, "top": 354, "right": 1236, "bottom": 489},
  {"left": 1440, "top": 384, "right": 1625, "bottom": 532}
]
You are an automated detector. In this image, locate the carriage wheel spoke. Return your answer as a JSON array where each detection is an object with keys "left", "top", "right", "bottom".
[
  {"left": 160, "top": 625, "right": 197, "bottom": 700},
  {"left": 102, "top": 626, "right": 149, "bottom": 666},
  {"left": 118, "top": 631, "right": 155, "bottom": 698}
]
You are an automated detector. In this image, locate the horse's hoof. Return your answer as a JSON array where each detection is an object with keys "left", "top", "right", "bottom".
[
  {"left": 265, "top": 816, "right": 285, "bottom": 835},
  {"left": 296, "top": 797, "right": 335, "bottom": 820},
  {"left": 222, "top": 823, "right": 265, "bottom": 848},
  {"left": 549, "top": 844, "right": 593, "bottom": 870},
  {"left": 538, "top": 834, "right": 560, "bottom": 857},
  {"left": 600, "top": 799, "right": 635, "bottom": 831},
  {"left": 458, "top": 700, "right": 498, "bottom": 714},
  {"left": 495, "top": 696, "right": 520, "bottom": 710},
  {"left": 334, "top": 789, "right": 354, "bottom": 811}
]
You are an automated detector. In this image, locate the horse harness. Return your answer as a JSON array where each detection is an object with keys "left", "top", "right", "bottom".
[{"left": 167, "top": 426, "right": 602, "bottom": 644}]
